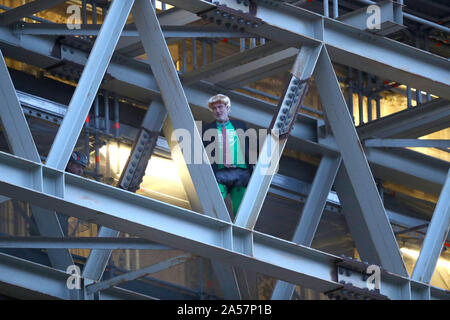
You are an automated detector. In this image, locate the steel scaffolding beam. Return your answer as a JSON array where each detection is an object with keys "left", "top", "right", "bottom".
[
  {"left": 132, "top": 0, "right": 243, "bottom": 299},
  {"left": 46, "top": 0, "right": 135, "bottom": 171},
  {"left": 0, "top": 24, "right": 445, "bottom": 196},
  {"left": 0, "top": 236, "right": 172, "bottom": 250},
  {"left": 235, "top": 44, "right": 323, "bottom": 229},
  {"left": 0, "top": 0, "right": 67, "bottom": 26},
  {"left": 412, "top": 168, "right": 450, "bottom": 284},
  {"left": 271, "top": 155, "right": 342, "bottom": 300},
  {"left": 0, "top": 49, "right": 74, "bottom": 273},
  {"left": 0, "top": 151, "right": 448, "bottom": 300},
  {"left": 314, "top": 46, "right": 408, "bottom": 277},
  {"left": 357, "top": 99, "right": 450, "bottom": 140},
  {"left": 162, "top": 0, "right": 450, "bottom": 100}
]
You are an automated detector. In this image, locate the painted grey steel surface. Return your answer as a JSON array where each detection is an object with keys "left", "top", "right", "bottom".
[
  {"left": 412, "top": 168, "right": 450, "bottom": 284},
  {"left": 0, "top": 23, "right": 444, "bottom": 195},
  {"left": 314, "top": 47, "right": 408, "bottom": 277},
  {"left": 85, "top": 254, "right": 192, "bottom": 296},
  {"left": 0, "top": 151, "right": 447, "bottom": 300},
  {"left": 271, "top": 155, "right": 342, "bottom": 300},
  {"left": 83, "top": 100, "right": 168, "bottom": 282},
  {"left": 0, "top": 236, "right": 172, "bottom": 250},
  {"left": 163, "top": 0, "right": 450, "bottom": 100},
  {"left": 364, "top": 139, "right": 450, "bottom": 149},
  {"left": 0, "top": 0, "right": 67, "bottom": 26},
  {"left": 234, "top": 44, "right": 323, "bottom": 230},
  {"left": 132, "top": 0, "right": 244, "bottom": 299},
  {"left": 357, "top": 99, "right": 450, "bottom": 140},
  {"left": 46, "top": 0, "right": 135, "bottom": 171},
  {"left": 0, "top": 49, "right": 74, "bottom": 273},
  {"left": 14, "top": 23, "right": 254, "bottom": 39}
]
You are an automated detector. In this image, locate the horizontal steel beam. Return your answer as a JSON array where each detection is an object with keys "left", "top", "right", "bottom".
[
  {"left": 0, "top": 252, "right": 155, "bottom": 300},
  {"left": 85, "top": 254, "right": 192, "bottom": 296},
  {"left": 14, "top": 23, "right": 255, "bottom": 39},
  {"left": 0, "top": 150, "right": 426, "bottom": 299},
  {"left": 0, "top": 25, "right": 446, "bottom": 195},
  {"left": 0, "top": 237, "right": 172, "bottom": 250},
  {"left": 0, "top": 0, "right": 67, "bottom": 26},
  {"left": 364, "top": 139, "right": 450, "bottom": 149},
  {"left": 163, "top": 0, "right": 450, "bottom": 99},
  {"left": 357, "top": 99, "right": 450, "bottom": 140}
]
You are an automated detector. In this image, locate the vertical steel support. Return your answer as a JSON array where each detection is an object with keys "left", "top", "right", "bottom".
[
  {"left": 0, "top": 49, "right": 74, "bottom": 272},
  {"left": 234, "top": 44, "right": 323, "bottom": 230},
  {"left": 314, "top": 47, "right": 408, "bottom": 277},
  {"left": 201, "top": 39, "right": 207, "bottom": 66},
  {"left": 271, "top": 155, "right": 341, "bottom": 300},
  {"left": 323, "top": 0, "right": 329, "bottom": 17},
  {"left": 333, "top": 0, "right": 339, "bottom": 18},
  {"left": 375, "top": 96, "right": 381, "bottom": 119},
  {"left": 412, "top": 168, "right": 450, "bottom": 284},
  {"left": 104, "top": 91, "right": 110, "bottom": 135},
  {"left": 132, "top": 0, "right": 230, "bottom": 221},
  {"left": 192, "top": 38, "right": 197, "bottom": 70},
  {"left": 132, "top": 0, "right": 242, "bottom": 299},
  {"left": 114, "top": 94, "right": 120, "bottom": 138},
  {"left": 357, "top": 71, "right": 364, "bottom": 125},
  {"left": 406, "top": 86, "right": 412, "bottom": 108},
  {"left": 46, "top": 0, "right": 135, "bottom": 171}
]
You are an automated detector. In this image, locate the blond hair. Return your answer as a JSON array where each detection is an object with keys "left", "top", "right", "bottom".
[{"left": 207, "top": 94, "right": 231, "bottom": 110}]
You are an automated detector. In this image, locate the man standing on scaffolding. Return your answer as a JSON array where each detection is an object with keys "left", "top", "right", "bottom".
[{"left": 202, "top": 94, "right": 256, "bottom": 218}]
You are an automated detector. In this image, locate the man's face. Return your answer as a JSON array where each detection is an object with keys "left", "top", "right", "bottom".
[
  {"left": 210, "top": 102, "right": 230, "bottom": 123},
  {"left": 66, "top": 161, "right": 85, "bottom": 176}
]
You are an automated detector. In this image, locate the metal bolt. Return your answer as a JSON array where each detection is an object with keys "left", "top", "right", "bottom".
[
  {"left": 293, "top": 79, "right": 300, "bottom": 85},
  {"left": 279, "top": 115, "right": 286, "bottom": 121},
  {"left": 282, "top": 108, "right": 289, "bottom": 114},
  {"left": 285, "top": 100, "right": 292, "bottom": 105},
  {"left": 276, "top": 122, "right": 283, "bottom": 128}
]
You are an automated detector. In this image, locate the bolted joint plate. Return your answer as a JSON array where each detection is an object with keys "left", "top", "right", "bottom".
[
  {"left": 326, "top": 256, "right": 389, "bottom": 300},
  {"left": 269, "top": 74, "right": 310, "bottom": 139},
  {"left": 198, "top": 3, "right": 263, "bottom": 34}
]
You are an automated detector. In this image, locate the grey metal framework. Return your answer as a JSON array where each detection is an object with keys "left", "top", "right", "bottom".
[{"left": 0, "top": 0, "right": 448, "bottom": 300}]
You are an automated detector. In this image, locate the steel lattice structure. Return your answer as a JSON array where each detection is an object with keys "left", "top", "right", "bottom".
[{"left": 0, "top": 0, "right": 448, "bottom": 300}]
